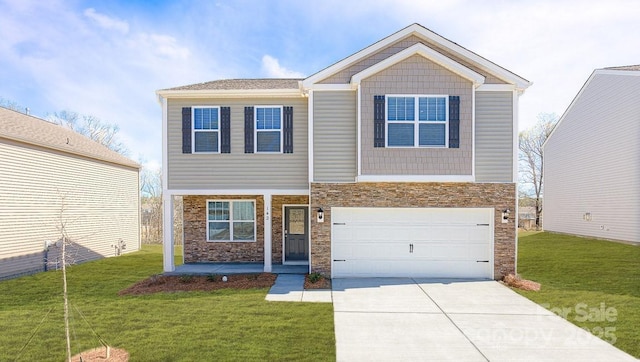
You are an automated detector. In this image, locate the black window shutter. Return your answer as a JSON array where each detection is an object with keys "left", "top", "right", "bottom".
[
  {"left": 182, "top": 107, "right": 192, "bottom": 153},
  {"left": 220, "top": 107, "right": 231, "bottom": 153},
  {"left": 244, "top": 106, "right": 254, "bottom": 153},
  {"left": 449, "top": 96, "right": 460, "bottom": 149},
  {"left": 283, "top": 106, "right": 293, "bottom": 153},
  {"left": 374, "top": 95, "right": 385, "bottom": 147}
]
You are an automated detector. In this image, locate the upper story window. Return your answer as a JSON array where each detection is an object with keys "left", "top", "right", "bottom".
[
  {"left": 207, "top": 200, "right": 255, "bottom": 242},
  {"left": 386, "top": 95, "right": 448, "bottom": 147},
  {"left": 193, "top": 107, "right": 220, "bottom": 153},
  {"left": 255, "top": 106, "right": 282, "bottom": 153}
]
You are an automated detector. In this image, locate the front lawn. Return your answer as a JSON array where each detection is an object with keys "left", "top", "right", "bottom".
[
  {"left": 0, "top": 245, "right": 335, "bottom": 361},
  {"left": 517, "top": 232, "right": 640, "bottom": 358}
]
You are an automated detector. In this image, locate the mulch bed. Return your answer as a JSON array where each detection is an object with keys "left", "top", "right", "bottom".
[
  {"left": 304, "top": 274, "right": 332, "bottom": 290},
  {"left": 502, "top": 274, "right": 541, "bottom": 291},
  {"left": 118, "top": 273, "right": 277, "bottom": 295}
]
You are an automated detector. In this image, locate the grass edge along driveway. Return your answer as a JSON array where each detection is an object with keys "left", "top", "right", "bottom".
[
  {"left": 0, "top": 245, "right": 335, "bottom": 361},
  {"left": 516, "top": 231, "right": 639, "bottom": 358}
]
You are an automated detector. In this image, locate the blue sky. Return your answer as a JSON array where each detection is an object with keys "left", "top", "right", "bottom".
[{"left": 1, "top": 0, "right": 639, "bottom": 170}]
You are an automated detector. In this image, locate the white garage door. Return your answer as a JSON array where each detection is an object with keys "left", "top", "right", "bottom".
[{"left": 331, "top": 207, "right": 493, "bottom": 278}]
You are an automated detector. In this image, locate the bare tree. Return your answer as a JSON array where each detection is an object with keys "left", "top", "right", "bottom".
[
  {"left": 48, "top": 110, "right": 129, "bottom": 155},
  {"left": 519, "top": 113, "right": 558, "bottom": 230},
  {"left": 140, "top": 163, "right": 163, "bottom": 244}
]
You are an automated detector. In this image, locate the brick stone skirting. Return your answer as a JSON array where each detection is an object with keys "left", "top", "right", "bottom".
[
  {"left": 183, "top": 195, "right": 264, "bottom": 263},
  {"left": 310, "top": 182, "right": 516, "bottom": 279}
]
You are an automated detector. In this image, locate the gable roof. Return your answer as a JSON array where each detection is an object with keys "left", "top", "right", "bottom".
[
  {"left": 157, "top": 79, "right": 304, "bottom": 99},
  {"left": 303, "top": 23, "right": 531, "bottom": 90},
  {"left": 543, "top": 65, "right": 640, "bottom": 148},
  {"left": 0, "top": 107, "right": 139, "bottom": 169}
]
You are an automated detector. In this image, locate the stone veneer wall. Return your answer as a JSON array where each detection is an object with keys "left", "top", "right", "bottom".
[
  {"left": 271, "top": 195, "right": 309, "bottom": 264},
  {"left": 183, "top": 195, "right": 264, "bottom": 263},
  {"left": 310, "top": 182, "right": 516, "bottom": 279}
]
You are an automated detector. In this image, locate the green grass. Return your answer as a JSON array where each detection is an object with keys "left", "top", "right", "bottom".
[
  {"left": 0, "top": 245, "right": 335, "bottom": 361},
  {"left": 516, "top": 232, "right": 640, "bottom": 358}
]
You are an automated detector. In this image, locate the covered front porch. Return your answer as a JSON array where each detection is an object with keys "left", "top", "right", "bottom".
[{"left": 165, "top": 262, "right": 308, "bottom": 275}]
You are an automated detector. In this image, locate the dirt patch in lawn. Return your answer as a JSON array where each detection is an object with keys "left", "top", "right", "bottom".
[
  {"left": 304, "top": 274, "right": 332, "bottom": 290},
  {"left": 119, "top": 273, "right": 277, "bottom": 295},
  {"left": 71, "top": 346, "right": 129, "bottom": 361},
  {"left": 502, "top": 274, "right": 541, "bottom": 291}
]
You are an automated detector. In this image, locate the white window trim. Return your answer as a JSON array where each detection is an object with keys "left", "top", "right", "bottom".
[
  {"left": 192, "top": 106, "right": 221, "bottom": 154},
  {"left": 254, "top": 105, "right": 284, "bottom": 154},
  {"left": 385, "top": 94, "right": 449, "bottom": 148},
  {"left": 206, "top": 199, "right": 256, "bottom": 242}
]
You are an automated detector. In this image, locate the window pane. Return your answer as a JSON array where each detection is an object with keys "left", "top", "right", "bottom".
[
  {"left": 388, "top": 123, "right": 414, "bottom": 146},
  {"left": 194, "top": 131, "right": 218, "bottom": 152},
  {"left": 194, "top": 108, "right": 203, "bottom": 129},
  {"left": 194, "top": 108, "right": 219, "bottom": 130},
  {"left": 419, "top": 123, "right": 446, "bottom": 146},
  {"left": 209, "top": 222, "right": 230, "bottom": 240},
  {"left": 388, "top": 97, "right": 414, "bottom": 121},
  {"left": 208, "top": 201, "right": 229, "bottom": 221},
  {"left": 419, "top": 97, "right": 447, "bottom": 121},
  {"left": 257, "top": 131, "right": 281, "bottom": 152},
  {"left": 233, "top": 201, "right": 254, "bottom": 221},
  {"left": 256, "top": 107, "right": 281, "bottom": 130},
  {"left": 233, "top": 222, "right": 254, "bottom": 240}
]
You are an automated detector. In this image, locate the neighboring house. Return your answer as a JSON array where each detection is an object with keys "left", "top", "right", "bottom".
[
  {"left": 157, "top": 23, "right": 531, "bottom": 279},
  {"left": 518, "top": 207, "right": 538, "bottom": 230},
  {"left": 543, "top": 66, "right": 640, "bottom": 244},
  {"left": 0, "top": 107, "right": 141, "bottom": 280}
]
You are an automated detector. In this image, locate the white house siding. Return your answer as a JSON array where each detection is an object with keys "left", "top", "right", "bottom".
[
  {"left": 313, "top": 90, "right": 357, "bottom": 182},
  {"left": 167, "top": 97, "right": 308, "bottom": 190},
  {"left": 360, "top": 55, "right": 473, "bottom": 176},
  {"left": 475, "top": 91, "right": 514, "bottom": 182},
  {"left": 0, "top": 139, "right": 140, "bottom": 280},
  {"left": 544, "top": 72, "right": 640, "bottom": 243}
]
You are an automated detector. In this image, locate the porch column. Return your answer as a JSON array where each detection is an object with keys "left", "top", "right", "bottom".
[
  {"left": 162, "top": 194, "right": 175, "bottom": 272},
  {"left": 263, "top": 194, "right": 272, "bottom": 272}
]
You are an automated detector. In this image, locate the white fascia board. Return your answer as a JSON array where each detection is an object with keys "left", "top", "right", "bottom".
[
  {"left": 351, "top": 43, "right": 486, "bottom": 87},
  {"left": 477, "top": 84, "right": 515, "bottom": 92},
  {"left": 164, "top": 189, "right": 310, "bottom": 196},
  {"left": 356, "top": 175, "right": 474, "bottom": 183},
  {"left": 594, "top": 68, "right": 640, "bottom": 77},
  {"left": 306, "top": 84, "right": 352, "bottom": 91},
  {"left": 161, "top": 96, "right": 169, "bottom": 194},
  {"left": 155, "top": 89, "right": 304, "bottom": 99},
  {"left": 308, "top": 90, "right": 314, "bottom": 183},
  {"left": 303, "top": 23, "right": 531, "bottom": 90}
]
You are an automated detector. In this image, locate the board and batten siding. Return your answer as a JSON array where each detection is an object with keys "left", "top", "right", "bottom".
[
  {"left": 475, "top": 91, "right": 514, "bottom": 182},
  {"left": 0, "top": 139, "right": 140, "bottom": 280},
  {"left": 313, "top": 91, "right": 357, "bottom": 182},
  {"left": 544, "top": 72, "right": 640, "bottom": 243},
  {"left": 167, "top": 97, "right": 308, "bottom": 190}
]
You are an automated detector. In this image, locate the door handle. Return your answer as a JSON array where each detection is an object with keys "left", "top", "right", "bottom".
[{"left": 409, "top": 243, "right": 414, "bottom": 253}]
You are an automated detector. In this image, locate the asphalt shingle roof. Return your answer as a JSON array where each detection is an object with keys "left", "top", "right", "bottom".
[
  {"left": 604, "top": 64, "right": 640, "bottom": 71},
  {"left": 163, "top": 78, "right": 302, "bottom": 91},
  {"left": 0, "top": 107, "right": 139, "bottom": 169}
]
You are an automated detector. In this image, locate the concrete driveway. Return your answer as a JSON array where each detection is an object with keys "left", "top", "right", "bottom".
[{"left": 332, "top": 278, "right": 637, "bottom": 362}]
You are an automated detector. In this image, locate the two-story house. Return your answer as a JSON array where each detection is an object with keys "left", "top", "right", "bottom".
[{"left": 157, "top": 23, "right": 531, "bottom": 279}]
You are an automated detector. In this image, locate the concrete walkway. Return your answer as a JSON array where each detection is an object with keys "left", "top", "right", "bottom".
[
  {"left": 265, "top": 274, "right": 332, "bottom": 303},
  {"left": 332, "top": 278, "right": 637, "bottom": 362}
]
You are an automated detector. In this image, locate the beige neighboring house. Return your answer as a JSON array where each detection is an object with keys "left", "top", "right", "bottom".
[
  {"left": 0, "top": 107, "right": 141, "bottom": 280},
  {"left": 158, "top": 23, "right": 531, "bottom": 280}
]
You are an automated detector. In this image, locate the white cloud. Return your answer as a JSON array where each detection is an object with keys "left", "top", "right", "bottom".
[
  {"left": 128, "top": 33, "right": 190, "bottom": 60},
  {"left": 261, "top": 55, "right": 305, "bottom": 78},
  {"left": 84, "top": 8, "right": 129, "bottom": 34}
]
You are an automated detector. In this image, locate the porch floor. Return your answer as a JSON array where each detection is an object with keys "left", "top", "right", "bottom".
[{"left": 167, "top": 263, "right": 309, "bottom": 275}]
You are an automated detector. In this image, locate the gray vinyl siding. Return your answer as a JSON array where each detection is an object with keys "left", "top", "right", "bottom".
[
  {"left": 167, "top": 97, "right": 308, "bottom": 190},
  {"left": 0, "top": 139, "right": 140, "bottom": 280},
  {"left": 313, "top": 91, "right": 357, "bottom": 181},
  {"left": 544, "top": 72, "right": 640, "bottom": 243},
  {"left": 475, "top": 91, "right": 514, "bottom": 182}
]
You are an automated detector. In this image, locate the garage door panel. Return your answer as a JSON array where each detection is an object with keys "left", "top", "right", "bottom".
[{"left": 331, "top": 208, "right": 494, "bottom": 279}]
